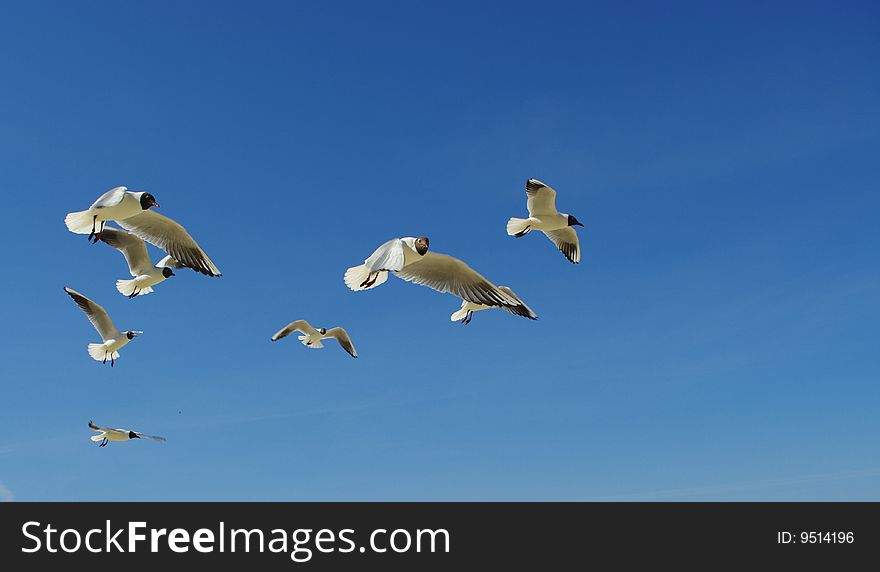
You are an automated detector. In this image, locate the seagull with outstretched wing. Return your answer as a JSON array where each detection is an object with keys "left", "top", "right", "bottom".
[
  {"left": 63, "top": 287, "right": 142, "bottom": 367},
  {"left": 344, "top": 237, "right": 536, "bottom": 320},
  {"left": 89, "top": 420, "right": 166, "bottom": 447},
  {"left": 271, "top": 319, "right": 358, "bottom": 358},
  {"left": 507, "top": 178, "right": 584, "bottom": 264}
]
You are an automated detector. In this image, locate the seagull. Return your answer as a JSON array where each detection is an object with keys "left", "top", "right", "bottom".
[
  {"left": 94, "top": 227, "right": 181, "bottom": 297},
  {"left": 88, "top": 420, "right": 166, "bottom": 447},
  {"left": 450, "top": 286, "right": 536, "bottom": 324},
  {"left": 65, "top": 186, "right": 160, "bottom": 242},
  {"left": 507, "top": 178, "right": 583, "bottom": 264},
  {"left": 271, "top": 320, "right": 358, "bottom": 358},
  {"left": 63, "top": 287, "right": 142, "bottom": 366},
  {"left": 116, "top": 210, "right": 222, "bottom": 277},
  {"left": 344, "top": 237, "right": 537, "bottom": 319}
]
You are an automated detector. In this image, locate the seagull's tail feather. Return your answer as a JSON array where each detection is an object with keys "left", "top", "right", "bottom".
[
  {"left": 90, "top": 434, "right": 105, "bottom": 442},
  {"left": 116, "top": 279, "right": 153, "bottom": 297},
  {"left": 87, "top": 344, "right": 105, "bottom": 361},
  {"left": 450, "top": 302, "right": 470, "bottom": 322},
  {"left": 344, "top": 264, "right": 388, "bottom": 291},
  {"left": 506, "top": 217, "right": 532, "bottom": 237},
  {"left": 65, "top": 210, "right": 94, "bottom": 234},
  {"left": 87, "top": 344, "right": 120, "bottom": 362},
  {"left": 298, "top": 335, "right": 324, "bottom": 349}
]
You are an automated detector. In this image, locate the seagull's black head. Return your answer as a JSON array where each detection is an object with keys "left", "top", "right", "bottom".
[
  {"left": 129, "top": 431, "right": 140, "bottom": 439},
  {"left": 140, "top": 192, "right": 160, "bottom": 210},
  {"left": 125, "top": 331, "right": 140, "bottom": 340},
  {"left": 319, "top": 328, "right": 327, "bottom": 335},
  {"left": 567, "top": 214, "right": 584, "bottom": 227},
  {"left": 162, "top": 267, "right": 175, "bottom": 278},
  {"left": 415, "top": 236, "right": 429, "bottom": 256}
]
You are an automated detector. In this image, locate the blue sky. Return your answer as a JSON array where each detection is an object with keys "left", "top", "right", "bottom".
[{"left": 0, "top": 1, "right": 878, "bottom": 500}]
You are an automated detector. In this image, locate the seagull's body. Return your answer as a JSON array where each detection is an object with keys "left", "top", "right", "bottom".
[
  {"left": 63, "top": 287, "right": 141, "bottom": 366},
  {"left": 116, "top": 210, "right": 222, "bottom": 277},
  {"left": 450, "top": 286, "right": 535, "bottom": 324},
  {"left": 271, "top": 320, "right": 358, "bottom": 358},
  {"left": 345, "top": 237, "right": 537, "bottom": 319},
  {"left": 65, "top": 186, "right": 159, "bottom": 242},
  {"left": 88, "top": 420, "right": 165, "bottom": 447},
  {"left": 507, "top": 179, "right": 583, "bottom": 264},
  {"left": 95, "top": 227, "right": 179, "bottom": 297}
]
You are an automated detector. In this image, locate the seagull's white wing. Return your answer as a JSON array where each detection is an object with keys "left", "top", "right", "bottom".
[
  {"left": 64, "top": 287, "right": 119, "bottom": 340},
  {"left": 96, "top": 226, "right": 154, "bottom": 276},
  {"left": 271, "top": 320, "right": 318, "bottom": 341},
  {"left": 394, "top": 252, "right": 536, "bottom": 318},
  {"left": 90, "top": 186, "right": 128, "bottom": 209},
  {"left": 364, "top": 238, "right": 407, "bottom": 272},
  {"left": 543, "top": 227, "right": 580, "bottom": 264},
  {"left": 325, "top": 327, "right": 357, "bottom": 358},
  {"left": 156, "top": 254, "right": 185, "bottom": 269},
  {"left": 117, "top": 211, "right": 221, "bottom": 277},
  {"left": 525, "top": 179, "right": 558, "bottom": 216},
  {"left": 133, "top": 432, "right": 166, "bottom": 442}
]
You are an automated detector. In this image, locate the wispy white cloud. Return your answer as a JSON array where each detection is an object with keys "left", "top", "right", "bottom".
[{"left": 0, "top": 482, "right": 13, "bottom": 502}]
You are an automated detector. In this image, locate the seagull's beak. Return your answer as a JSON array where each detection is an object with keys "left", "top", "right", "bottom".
[{"left": 574, "top": 221, "right": 584, "bottom": 227}]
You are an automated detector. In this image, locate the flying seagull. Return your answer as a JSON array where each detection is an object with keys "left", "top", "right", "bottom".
[
  {"left": 116, "top": 210, "right": 222, "bottom": 277},
  {"left": 344, "top": 237, "right": 536, "bottom": 319},
  {"left": 450, "top": 286, "right": 536, "bottom": 324},
  {"left": 63, "top": 287, "right": 142, "bottom": 366},
  {"left": 65, "top": 186, "right": 159, "bottom": 242},
  {"left": 89, "top": 420, "right": 166, "bottom": 447},
  {"left": 95, "top": 226, "right": 181, "bottom": 297},
  {"left": 271, "top": 320, "right": 358, "bottom": 358},
  {"left": 507, "top": 178, "right": 583, "bottom": 264}
]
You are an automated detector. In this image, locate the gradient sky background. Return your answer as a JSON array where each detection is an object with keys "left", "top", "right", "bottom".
[{"left": 0, "top": 1, "right": 878, "bottom": 501}]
